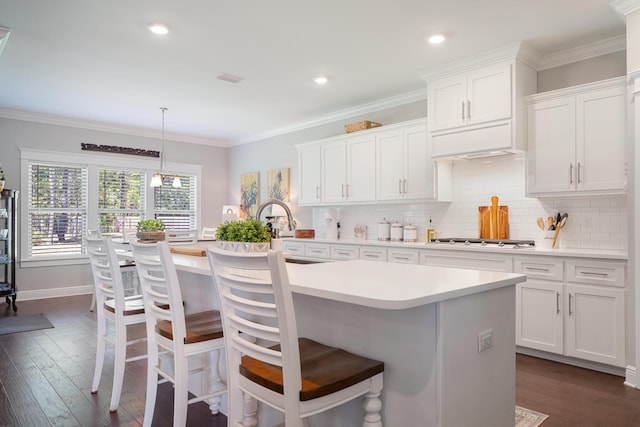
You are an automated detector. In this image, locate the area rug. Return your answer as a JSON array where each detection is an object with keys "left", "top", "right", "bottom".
[
  {"left": 516, "top": 405, "right": 549, "bottom": 427},
  {"left": 0, "top": 313, "right": 54, "bottom": 336}
]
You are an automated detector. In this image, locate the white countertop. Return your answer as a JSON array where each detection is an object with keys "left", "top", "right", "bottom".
[
  {"left": 282, "top": 237, "right": 628, "bottom": 260},
  {"left": 118, "top": 248, "right": 525, "bottom": 310}
]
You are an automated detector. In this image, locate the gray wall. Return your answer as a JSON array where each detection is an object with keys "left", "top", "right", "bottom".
[
  {"left": 0, "top": 117, "right": 228, "bottom": 295},
  {"left": 538, "top": 51, "right": 626, "bottom": 92}
]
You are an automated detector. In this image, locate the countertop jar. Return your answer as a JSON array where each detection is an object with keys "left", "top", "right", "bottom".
[
  {"left": 378, "top": 218, "right": 391, "bottom": 241},
  {"left": 403, "top": 224, "right": 417, "bottom": 242},
  {"left": 390, "top": 222, "right": 404, "bottom": 241}
]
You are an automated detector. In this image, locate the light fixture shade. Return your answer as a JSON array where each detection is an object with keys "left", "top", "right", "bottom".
[
  {"left": 150, "top": 173, "right": 163, "bottom": 187},
  {"left": 172, "top": 175, "right": 182, "bottom": 188}
]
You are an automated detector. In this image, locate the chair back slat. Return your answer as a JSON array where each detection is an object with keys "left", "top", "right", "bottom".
[
  {"left": 131, "top": 241, "right": 187, "bottom": 343},
  {"left": 230, "top": 335, "right": 283, "bottom": 367},
  {"left": 86, "top": 236, "right": 127, "bottom": 314}
]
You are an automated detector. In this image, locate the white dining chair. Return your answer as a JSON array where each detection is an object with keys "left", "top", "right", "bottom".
[
  {"left": 207, "top": 247, "right": 385, "bottom": 427},
  {"left": 86, "top": 235, "right": 147, "bottom": 412},
  {"left": 131, "top": 241, "right": 227, "bottom": 427}
]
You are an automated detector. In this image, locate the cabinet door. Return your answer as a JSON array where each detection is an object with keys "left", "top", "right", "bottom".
[
  {"left": 428, "top": 74, "right": 467, "bottom": 131},
  {"left": 403, "top": 123, "right": 434, "bottom": 200},
  {"left": 516, "top": 280, "right": 563, "bottom": 354},
  {"left": 576, "top": 86, "right": 626, "bottom": 192},
  {"left": 376, "top": 128, "right": 405, "bottom": 201},
  {"left": 346, "top": 134, "right": 376, "bottom": 202},
  {"left": 565, "top": 284, "right": 625, "bottom": 367},
  {"left": 321, "top": 140, "right": 347, "bottom": 203},
  {"left": 466, "top": 62, "right": 512, "bottom": 126},
  {"left": 298, "top": 145, "right": 321, "bottom": 205},
  {"left": 527, "top": 96, "right": 576, "bottom": 195}
]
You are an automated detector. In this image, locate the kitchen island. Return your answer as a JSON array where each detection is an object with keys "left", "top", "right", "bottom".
[{"left": 121, "top": 248, "right": 526, "bottom": 426}]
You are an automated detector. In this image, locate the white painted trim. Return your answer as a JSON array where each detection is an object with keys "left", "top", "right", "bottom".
[
  {"left": 516, "top": 347, "right": 626, "bottom": 377},
  {"left": 625, "top": 365, "right": 638, "bottom": 388},
  {"left": 611, "top": 0, "right": 640, "bottom": 17},
  {"left": 237, "top": 88, "right": 428, "bottom": 145},
  {"left": 0, "top": 108, "right": 230, "bottom": 148},
  {"left": 17, "top": 285, "right": 93, "bottom": 302},
  {"left": 536, "top": 35, "right": 626, "bottom": 70}
]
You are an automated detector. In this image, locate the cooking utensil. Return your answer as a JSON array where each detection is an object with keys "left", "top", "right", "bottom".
[
  {"left": 547, "top": 216, "right": 555, "bottom": 230},
  {"left": 551, "top": 214, "right": 568, "bottom": 248},
  {"left": 536, "top": 217, "right": 545, "bottom": 231}
]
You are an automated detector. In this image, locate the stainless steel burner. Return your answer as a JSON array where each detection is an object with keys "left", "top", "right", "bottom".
[{"left": 433, "top": 238, "right": 535, "bottom": 248}]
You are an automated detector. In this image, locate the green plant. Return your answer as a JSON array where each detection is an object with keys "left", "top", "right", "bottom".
[
  {"left": 136, "top": 219, "right": 165, "bottom": 232},
  {"left": 215, "top": 219, "right": 271, "bottom": 243}
]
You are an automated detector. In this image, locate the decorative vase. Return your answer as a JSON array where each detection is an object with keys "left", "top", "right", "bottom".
[
  {"left": 215, "top": 241, "right": 270, "bottom": 253},
  {"left": 136, "top": 231, "right": 166, "bottom": 242}
]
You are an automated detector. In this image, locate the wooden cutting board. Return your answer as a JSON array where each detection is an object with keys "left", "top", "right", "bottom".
[
  {"left": 478, "top": 196, "right": 509, "bottom": 240},
  {"left": 169, "top": 246, "right": 206, "bottom": 257}
]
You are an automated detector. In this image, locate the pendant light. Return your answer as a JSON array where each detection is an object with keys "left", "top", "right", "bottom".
[{"left": 150, "top": 107, "right": 181, "bottom": 188}]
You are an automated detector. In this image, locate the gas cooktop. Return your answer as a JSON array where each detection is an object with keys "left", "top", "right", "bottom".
[{"left": 432, "top": 238, "right": 536, "bottom": 248}]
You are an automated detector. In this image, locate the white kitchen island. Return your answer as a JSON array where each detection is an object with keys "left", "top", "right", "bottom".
[{"left": 122, "top": 249, "right": 525, "bottom": 426}]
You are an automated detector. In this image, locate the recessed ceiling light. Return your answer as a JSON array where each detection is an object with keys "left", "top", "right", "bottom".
[
  {"left": 148, "top": 23, "right": 170, "bottom": 35},
  {"left": 314, "top": 76, "right": 328, "bottom": 85},
  {"left": 428, "top": 34, "right": 445, "bottom": 44}
]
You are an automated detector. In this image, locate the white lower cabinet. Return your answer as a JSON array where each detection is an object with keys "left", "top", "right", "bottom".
[
  {"left": 387, "top": 248, "right": 419, "bottom": 264},
  {"left": 360, "top": 247, "right": 387, "bottom": 262},
  {"left": 515, "top": 256, "right": 626, "bottom": 368}
]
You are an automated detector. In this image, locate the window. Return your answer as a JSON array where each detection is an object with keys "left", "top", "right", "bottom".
[
  {"left": 27, "top": 163, "right": 88, "bottom": 257},
  {"left": 154, "top": 174, "right": 196, "bottom": 230},
  {"left": 98, "top": 168, "right": 145, "bottom": 237},
  {"left": 21, "top": 148, "right": 202, "bottom": 265}
]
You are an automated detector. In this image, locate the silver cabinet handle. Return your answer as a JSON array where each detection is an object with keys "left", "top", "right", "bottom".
[
  {"left": 467, "top": 100, "right": 471, "bottom": 120},
  {"left": 525, "top": 266, "right": 551, "bottom": 273},
  {"left": 402, "top": 179, "right": 407, "bottom": 194},
  {"left": 316, "top": 186, "right": 320, "bottom": 199},
  {"left": 341, "top": 184, "right": 345, "bottom": 197},
  {"left": 461, "top": 100, "right": 465, "bottom": 120},
  {"left": 577, "top": 162, "right": 582, "bottom": 184},
  {"left": 581, "top": 271, "right": 609, "bottom": 277},
  {"left": 569, "top": 163, "right": 574, "bottom": 184},
  {"left": 346, "top": 184, "right": 349, "bottom": 197},
  {"left": 568, "top": 293, "right": 573, "bottom": 316},
  {"left": 556, "top": 291, "right": 560, "bottom": 314},
  {"left": 398, "top": 179, "right": 403, "bottom": 194}
]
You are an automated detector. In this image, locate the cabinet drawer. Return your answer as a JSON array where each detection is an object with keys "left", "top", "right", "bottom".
[
  {"left": 423, "top": 252, "right": 512, "bottom": 272},
  {"left": 388, "top": 249, "right": 419, "bottom": 264},
  {"left": 305, "top": 244, "right": 331, "bottom": 259},
  {"left": 331, "top": 245, "right": 360, "bottom": 260},
  {"left": 514, "top": 257, "right": 564, "bottom": 281},
  {"left": 282, "top": 241, "right": 305, "bottom": 256},
  {"left": 360, "top": 247, "right": 387, "bottom": 262},
  {"left": 566, "top": 260, "right": 626, "bottom": 288}
]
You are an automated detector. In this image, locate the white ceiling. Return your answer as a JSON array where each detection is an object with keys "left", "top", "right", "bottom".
[{"left": 0, "top": 0, "right": 626, "bottom": 146}]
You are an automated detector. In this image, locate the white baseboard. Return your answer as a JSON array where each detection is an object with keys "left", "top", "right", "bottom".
[
  {"left": 516, "top": 346, "right": 626, "bottom": 377},
  {"left": 16, "top": 285, "right": 93, "bottom": 301},
  {"left": 624, "top": 365, "right": 637, "bottom": 388}
]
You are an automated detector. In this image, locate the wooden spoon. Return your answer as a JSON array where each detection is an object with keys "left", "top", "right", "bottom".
[
  {"left": 551, "top": 214, "right": 568, "bottom": 248},
  {"left": 536, "top": 217, "right": 545, "bottom": 231}
]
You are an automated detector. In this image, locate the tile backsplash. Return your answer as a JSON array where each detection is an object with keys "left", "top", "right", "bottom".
[{"left": 309, "top": 154, "right": 628, "bottom": 250}]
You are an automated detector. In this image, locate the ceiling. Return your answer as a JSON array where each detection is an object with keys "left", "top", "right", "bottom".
[{"left": 0, "top": 0, "right": 626, "bottom": 147}]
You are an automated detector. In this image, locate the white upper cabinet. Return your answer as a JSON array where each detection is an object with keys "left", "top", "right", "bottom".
[
  {"left": 527, "top": 77, "right": 627, "bottom": 196},
  {"left": 320, "top": 133, "right": 376, "bottom": 204},
  {"left": 425, "top": 52, "right": 536, "bottom": 159},
  {"left": 298, "top": 144, "right": 321, "bottom": 205},
  {"left": 377, "top": 120, "right": 450, "bottom": 201},
  {"left": 296, "top": 118, "right": 451, "bottom": 206},
  {"left": 429, "top": 62, "right": 512, "bottom": 132}
]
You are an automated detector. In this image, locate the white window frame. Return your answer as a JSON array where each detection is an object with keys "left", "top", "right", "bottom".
[{"left": 20, "top": 148, "right": 202, "bottom": 267}]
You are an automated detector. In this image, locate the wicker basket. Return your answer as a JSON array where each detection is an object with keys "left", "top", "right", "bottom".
[{"left": 344, "top": 120, "right": 382, "bottom": 133}]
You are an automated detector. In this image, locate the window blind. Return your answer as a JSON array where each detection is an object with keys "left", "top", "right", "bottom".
[
  {"left": 97, "top": 168, "right": 145, "bottom": 237},
  {"left": 153, "top": 174, "right": 196, "bottom": 230},
  {"left": 27, "top": 162, "right": 88, "bottom": 256}
]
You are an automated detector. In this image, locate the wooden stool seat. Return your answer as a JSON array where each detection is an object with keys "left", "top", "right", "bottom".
[
  {"left": 156, "top": 310, "right": 224, "bottom": 344},
  {"left": 240, "top": 337, "right": 384, "bottom": 401}
]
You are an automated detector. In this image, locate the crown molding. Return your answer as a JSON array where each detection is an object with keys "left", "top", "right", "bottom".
[
  {"left": 536, "top": 35, "right": 627, "bottom": 70},
  {"left": 237, "top": 87, "right": 428, "bottom": 145},
  {"left": 0, "top": 108, "right": 230, "bottom": 147},
  {"left": 610, "top": 0, "right": 640, "bottom": 17}
]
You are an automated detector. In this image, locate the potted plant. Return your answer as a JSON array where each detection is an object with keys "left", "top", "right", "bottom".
[
  {"left": 215, "top": 218, "right": 271, "bottom": 252},
  {"left": 136, "top": 219, "right": 166, "bottom": 242}
]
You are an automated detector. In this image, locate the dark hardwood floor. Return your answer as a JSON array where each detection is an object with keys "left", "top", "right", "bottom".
[{"left": 2, "top": 294, "right": 640, "bottom": 426}]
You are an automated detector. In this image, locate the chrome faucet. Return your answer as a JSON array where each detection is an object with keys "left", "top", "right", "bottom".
[{"left": 255, "top": 199, "right": 296, "bottom": 231}]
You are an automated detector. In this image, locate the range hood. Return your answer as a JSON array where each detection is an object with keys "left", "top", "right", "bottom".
[
  {"left": 430, "top": 121, "right": 525, "bottom": 160},
  {"left": 450, "top": 149, "right": 520, "bottom": 160}
]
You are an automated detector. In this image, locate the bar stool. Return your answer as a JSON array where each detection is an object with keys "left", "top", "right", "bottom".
[
  {"left": 207, "top": 247, "right": 385, "bottom": 427},
  {"left": 131, "top": 241, "right": 227, "bottom": 427},
  {"left": 86, "top": 235, "right": 147, "bottom": 412}
]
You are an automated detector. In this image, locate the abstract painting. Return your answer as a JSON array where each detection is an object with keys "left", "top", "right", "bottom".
[
  {"left": 267, "top": 168, "right": 290, "bottom": 202},
  {"left": 240, "top": 172, "right": 259, "bottom": 219}
]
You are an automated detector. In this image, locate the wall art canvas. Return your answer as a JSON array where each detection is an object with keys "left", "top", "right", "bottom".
[
  {"left": 266, "top": 168, "right": 290, "bottom": 217},
  {"left": 240, "top": 172, "right": 259, "bottom": 219}
]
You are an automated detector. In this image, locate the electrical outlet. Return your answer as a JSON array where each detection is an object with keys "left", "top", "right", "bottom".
[{"left": 478, "top": 329, "right": 493, "bottom": 352}]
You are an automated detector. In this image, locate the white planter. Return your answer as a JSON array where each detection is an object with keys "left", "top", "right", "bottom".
[{"left": 215, "top": 241, "right": 270, "bottom": 253}]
